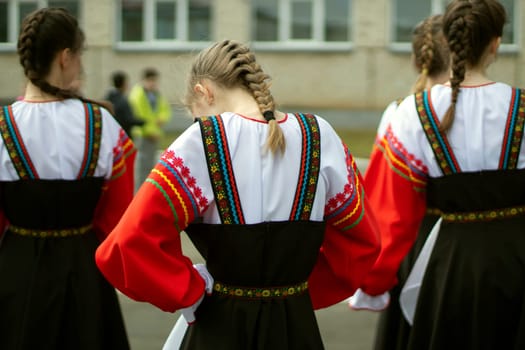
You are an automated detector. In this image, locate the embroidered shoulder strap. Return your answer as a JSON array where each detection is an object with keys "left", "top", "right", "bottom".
[
  {"left": 415, "top": 90, "right": 461, "bottom": 175},
  {"left": 289, "top": 113, "right": 321, "bottom": 221},
  {"left": 198, "top": 115, "right": 245, "bottom": 224},
  {"left": 77, "top": 102, "right": 103, "bottom": 178},
  {"left": 0, "top": 105, "right": 39, "bottom": 179},
  {"left": 499, "top": 88, "right": 525, "bottom": 170}
]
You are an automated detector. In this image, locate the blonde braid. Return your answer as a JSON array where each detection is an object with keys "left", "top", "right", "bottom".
[
  {"left": 187, "top": 40, "right": 285, "bottom": 154},
  {"left": 412, "top": 18, "right": 434, "bottom": 93}
]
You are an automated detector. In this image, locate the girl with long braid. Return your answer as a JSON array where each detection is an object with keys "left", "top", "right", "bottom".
[
  {"left": 0, "top": 7, "right": 135, "bottom": 349},
  {"left": 95, "top": 39, "right": 381, "bottom": 349},
  {"left": 351, "top": 1, "right": 525, "bottom": 348},
  {"left": 352, "top": 14, "right": 449, "bottom": 350},
  {"left": 371, "top": 15, "right": 450, "bottom": 144}
]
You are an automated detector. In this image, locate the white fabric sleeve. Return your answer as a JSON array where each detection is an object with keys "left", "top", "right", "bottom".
[{"left": 348, "top": 288, "right": 390, "bottom": 311}]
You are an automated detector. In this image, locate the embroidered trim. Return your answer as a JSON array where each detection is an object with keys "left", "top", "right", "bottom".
[
  {"left": 434, "top": 205, "right": 525, "bottom": 223},
  {"left": 374, "top": 126, "right": 428, "bottom": 191},
  {"left": 145, "top": 177, "right": 184, "bottom": 232},
  {"left": 415, "top": 91, "right": 461, "bottom": 175},
  {"left": 499, "top": 88, "right": 525, "bottom": 170},
  {"left": 198, "top": 116, "right": 245, "bottom": 224},
  {"left": 290, "top": 113, "right": 321, "bottom": 221},
  {"left": 77, "top": 103, "right": 102, "bottom": 178},
  {"left": 213, "top": 281, "right": 308, "bottom": 298},
  {"left": 162, "top": 150, "right": 209, "bottom": 212},
  {"left": 111, "top": 129, "right": 135, "bottom": 180},
  {"left": 0, "top": 105, "right": 39, "bottom": 179},
  {"left": 426, "top": 207, "right": 442, "bottom": 216},
  {"left": 325, "top": 144, "right": 366, "bottom": 231},
  {"left": 9, "top": 224, "right": 93, "bottom": 238}
]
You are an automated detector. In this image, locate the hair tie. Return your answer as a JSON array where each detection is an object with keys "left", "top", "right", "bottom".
[{"left": 263, "top": 110, "right": 275, "bottom": 122}]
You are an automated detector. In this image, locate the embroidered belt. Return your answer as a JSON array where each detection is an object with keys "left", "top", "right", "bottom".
[
  {"left": 8, "top": 224, "right": 93, "bottom": 238},
  {"left": 213, "top": 281, "right": 308, "bottom": 298},
  {"left": 430, "top": 205, "right": 525, "bottom": 223},
  {"left": 425, "top": 208, "right": 441, "bottom": 216}
]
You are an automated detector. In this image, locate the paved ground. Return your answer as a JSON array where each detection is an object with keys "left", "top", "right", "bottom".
[{"left": 118, "top": 231, "right": 380, "bottom": 350}]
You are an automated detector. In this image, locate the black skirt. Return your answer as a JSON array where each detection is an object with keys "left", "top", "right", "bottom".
[
  {"left": 0, "top": 179, "right": 129, "bottom": 349},
  {"left": 406, "top": 170, "right": 525, "bottom": 350},
  {"left": 181, "top": 220, "right": 326, "bottom": 350}
]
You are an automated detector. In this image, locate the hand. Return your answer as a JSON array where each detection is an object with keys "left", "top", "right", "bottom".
[
  {"left": 193, "top": 263, "right": 214, "bottom": 295},
  {"left": 180, "top": 264, "right": 214, "bottom": 324},
  {"left": 348, "top": 288, "right": 390, "bottom": 311}
]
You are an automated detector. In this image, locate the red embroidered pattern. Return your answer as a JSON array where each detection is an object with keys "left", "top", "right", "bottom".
[
  {"left": 161, "top": 149, "right": 209, "bottom": 211},
  {"left": 324, "top": 144, "right": 365, "bottom": 229},
  {"left": 325, "top": 143, "right": 357, "bottom": 215},
  {"left": 379, "top": 126, "right": 428, "bottom": 191},
  {"left": 111, "top": 129, "right": 135, "bottom": 180}
]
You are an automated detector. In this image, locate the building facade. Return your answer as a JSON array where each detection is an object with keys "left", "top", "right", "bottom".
[{"left": 0, "top": 0, "right": 522, "bottom": 110}]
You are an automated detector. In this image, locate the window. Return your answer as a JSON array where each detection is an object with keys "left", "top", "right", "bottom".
[
  {"left": 252, "top": 0, "right": 352, "bottom": 50},
  {"left": 118, "top": 0, "right": 212, "bottom": 49},
  {"left": 0, "top": 0, "right": 79, "bottom": 46},
  {"left": 500, "top": 0, "right": 517, "bottom": 45},
  {"left": 391, "top": 0, "right": 518, "bottom": 51}
]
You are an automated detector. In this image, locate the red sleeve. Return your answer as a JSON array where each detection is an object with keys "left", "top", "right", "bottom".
[
  {"left": 93, "top": 131, "right": 137, "bottom": 241},
  {"left": 360, "top": 130, "right": 427, "bottom": 296},
  {"left": 95, "top": 159, "right": 206, "bottom": 313},
  {"left": 308, "top": 151, "right": 381, "bottom": 309}
]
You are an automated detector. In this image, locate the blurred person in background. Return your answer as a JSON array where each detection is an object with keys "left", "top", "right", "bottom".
[
  {"left": 129, "top": 67, "right": 172, "bottom": 187},
  {"left": 105, "top": 70, "right": 144, "bottom": 139}
]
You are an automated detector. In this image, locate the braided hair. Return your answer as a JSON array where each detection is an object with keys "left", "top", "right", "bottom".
[
  {"left": 411, "top": 15, "right": 449, "bottom": 94},
  {"left": 441, "top": 0, "right": 506, "bottom": 132},
  {"left": 17, "top": 7, "right": 85, "bottom": 99},
  {"left": 186, "top": 40, "right": 285, "bottom": 155}
]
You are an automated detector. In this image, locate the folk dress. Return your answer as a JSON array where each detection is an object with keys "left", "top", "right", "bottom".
[
  {"left": 366, "top": 98, "right": 440, "bottom": 350},
  {"left": 0, "top": 99, "right": 136, "bottom": 349},
  {"left": 364, "top": 82, "right": 525, "bottom": 350},
  {"left": 96, "top": 112, "right": 381, "bottom": 350}
]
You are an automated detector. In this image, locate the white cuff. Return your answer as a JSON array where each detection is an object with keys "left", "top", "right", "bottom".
[
  {"left": 180, "top": 293, "right": 204, "bottom": 324},
  {"left": 348, "top": 288, "right": 390, "bottom": 311},
  {"left": 193, "top": 263, "right": 214, "bottom": 295},
  {"left": 180, "top": 264, "right": 214, "bottom": 324}
]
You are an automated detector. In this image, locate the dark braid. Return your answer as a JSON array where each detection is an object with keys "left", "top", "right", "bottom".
[
  {"left": 441, "top": 0, "right": 507, "bottom": 133},
  {"left": 17, "top": 7, "right": 84, "bottom": 100},
  {"left": 441, "top": 3, "right": 471, "bottom": 132}
]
